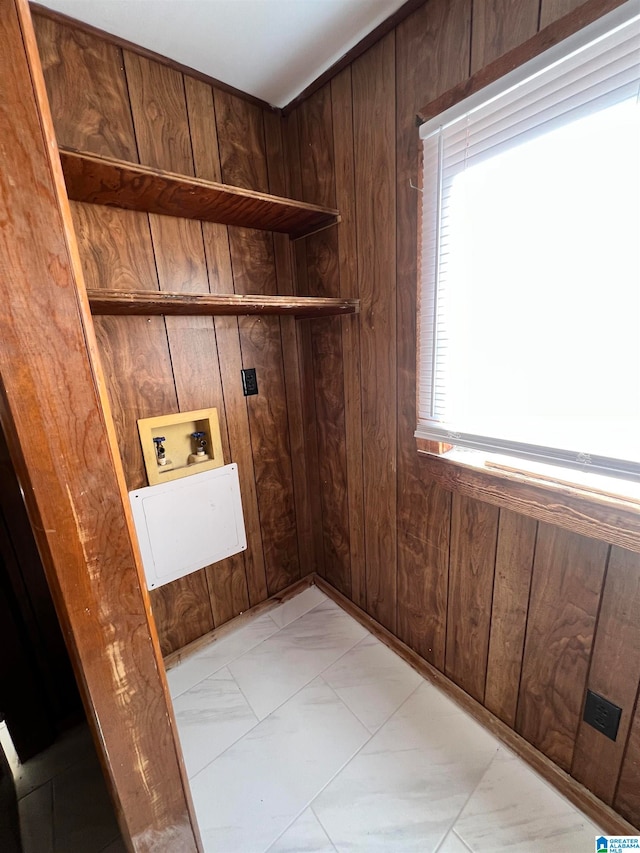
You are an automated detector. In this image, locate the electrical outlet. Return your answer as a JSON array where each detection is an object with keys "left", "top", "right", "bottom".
[
  {"left": 583, "top": 689, "right": 622, "bottom": 741},
  {"left": 241, "top": 368, "right": 258, "bottom": 396}
]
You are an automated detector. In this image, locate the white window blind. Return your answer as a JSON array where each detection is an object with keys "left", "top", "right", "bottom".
[{"left": 417, "top": 1, "right": 640, "bottom": 479}]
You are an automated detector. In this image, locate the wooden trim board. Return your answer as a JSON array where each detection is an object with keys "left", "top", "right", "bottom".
[
  {"left": 282, "top": 0, "right": 429, "bottom": 114},
  {"left": 313, "top": 575, "right": 640, "bottom": 837},
  {"left": 417, "top": 0, "right": 628, "bottom": 123},
  {"left": 0, "top": 1, "right": 202, "bottom": 849},
  {"left": 164, "top": 574, "right": 315, "bottom": 669},
  {"left": 416, "top": 450, "right": 640, "bottom": 554}
]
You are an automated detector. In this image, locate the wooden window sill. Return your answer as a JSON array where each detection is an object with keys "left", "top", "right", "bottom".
[{"left": 416, "top": 443, "right": 640, "bottom": 553}]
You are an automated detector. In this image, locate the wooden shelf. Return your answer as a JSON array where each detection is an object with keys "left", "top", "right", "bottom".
[
  {"left": 87, "top": 290, "right": 360, "bottom": 319},
  {"left": 59, "top": 147, "right": 340, "bottom": 239}
]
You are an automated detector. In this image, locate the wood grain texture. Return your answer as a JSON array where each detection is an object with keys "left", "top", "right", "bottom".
[
  {"left": 185, "top": 75, "right": 265, "bottom": 612},
  {"left": 397, "top": 516, "right": 450, "bottom": 669},
  {"left": 297, "top": 85, "right": 351, "bottom": 596},
  {"left": 418, "top": 0, "right": 628, "bottom": 123},
  {"left": 616, "top": 695, "right": 640, "bottom": 828},
  {"left": 33, "top": 13, "right": 137, "bottom": 160},
  {"left": 239, "top": 310, "right": 300, "bottom": 595},
  {"left": 417, "top": 451, "right": 640, "bottom": 554},
  {"left": 282, "top": 0, "right": 435, "bottom": 113},
  {"left": 60, "top": 148, "right": 340, "bottom": 239},
  {"left": 572, "top": 547, "right": 640, "bottom": 805},
  {"left": 470, "top": 0, "right": 540, "bottom": 73},
  {"left": 200, "top": 225, "right": 268, "bottom": 608},
  {"left": 331, "top": 66, "right": 366, "bottom": 608},
  {"left": 228, "top": 226, "right": 299, "bottom": 587},
  {"left": 150, "top": 574, "right": 214, "bottom": 656},
  {"left": 70, "top": 202, "right": 178, "bottom": 491},
  {"left": 516, "top": 525, "right": 609, "bottom": 770},
  {"left": 1, "top": 2, "right": 200, "bottom": 845},
  {"left": 395, "top": 0, "right": 471, "bottom": 673},
  {"left": 88, "top": 290, "right": 359, "bottom": 317},
  {"left": 124, "top": 51, "right": 194, "bottom": 174},
  {"left": 352, "top": 33, "right": 398, "bottom": 632},
  {"left": 206, "top": 559, "right": 250, "bottom": 626},
  {"left": 264, "top": 111, "right": 317, "bottom": 578},
  {"left": 485, "top": 510, "right": 537, "bottom": 726},
  {"left": 70, "top": 204, "right": 158, "bottom": 291},
  {"left": 283, "top": 109, "right": 326, "bottom": 578},
  {"left": 129, "top": 56, "right": 251, "bottom": 646},
  {"left": 315, "top": 575, "right": 639, "bottom": 836},
  {"left": 540, "top": 0, "right": 595, "bottom": 26},
  {"left": 216, "top": 92, "right": 301, "bottom": 597},
  {"left": 215, "top": 90, "right": 269, "bottom": 192},
  {"left": 147, "top": 220, "right": 217, "bottom": 652},
  {"left": 445, "top": 494, "right": 499, "bottom": 701},
  {"left": 92, "top": 314, "right": 178, "bottom": 492},
  {"left": 31, "top": 1, "right": 277, "bottom": 113}
]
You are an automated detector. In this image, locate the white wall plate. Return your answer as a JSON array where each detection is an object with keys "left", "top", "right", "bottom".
[{"left": 129, "top": 464, "right": 246, "bottom": 590}]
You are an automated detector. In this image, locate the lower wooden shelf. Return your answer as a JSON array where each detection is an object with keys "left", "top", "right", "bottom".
[{"left": 86, "top": 290, "right": 360, "bottom": 319}]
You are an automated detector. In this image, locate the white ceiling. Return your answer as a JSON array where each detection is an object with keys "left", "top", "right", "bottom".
[{"left": 38, "top": 0, "right": 407, "bottom": 108}]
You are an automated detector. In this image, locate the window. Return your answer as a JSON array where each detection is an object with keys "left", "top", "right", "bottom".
[{"left": 417, "top": 2, "right": 640, "bottom": 480}]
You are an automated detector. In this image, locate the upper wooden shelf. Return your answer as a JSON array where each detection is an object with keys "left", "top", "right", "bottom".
[
  {"left": 59, "top": 147, "right": 340, "bottom": 240},
  {"left": 87, "top": 290, "right": 360, "bottom": 320}
]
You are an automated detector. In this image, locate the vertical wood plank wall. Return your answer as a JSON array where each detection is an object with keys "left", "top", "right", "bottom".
[
  {"left": 32, "top": 0, "right": 640, "bottom": 830},
  {"left": 284, "top": 0, "right": 640, "bottom": 829},
  {"left": 33, "top": 12, "right": 303, "bottom": 655}
]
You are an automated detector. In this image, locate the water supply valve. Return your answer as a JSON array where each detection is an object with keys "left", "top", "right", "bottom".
[
  {"left": 188, "top": 431, "right": 210, "bottom": 464},
  {"left": 153, "top": 436, "right": 169, "bottom": 467}
]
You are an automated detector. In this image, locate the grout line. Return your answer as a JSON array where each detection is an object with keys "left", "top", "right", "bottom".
[
  {"left": 180, "top": 595, "right": 336, "bottom": 781},
  {"left": 168, "top": 615, "right": 281, "bottom": 699},
  {"left": 309, "top": 803, "right": 339, "bottom": 852},
  {"left": 433, "top": 745, "right": 502, "bottom": 851}
]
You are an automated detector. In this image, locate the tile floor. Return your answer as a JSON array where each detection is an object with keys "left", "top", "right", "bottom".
[
  {"left": 0, "top": 720, "right": 124, "bottom": 853},
  {"left": 168, "top": 584, "right": 602, "bottom": 852}
]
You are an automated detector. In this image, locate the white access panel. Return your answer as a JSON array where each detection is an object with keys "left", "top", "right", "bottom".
[{"left": 129, "top": 464, "right": 246, "bottom": 590}]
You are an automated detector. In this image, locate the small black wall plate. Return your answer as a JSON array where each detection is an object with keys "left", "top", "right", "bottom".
[
  {"left": 241, "top": 368, "right": 258, "bottom": 396},
  {"left": 583, "top": 689, "right": 622, "bottom": 741}
]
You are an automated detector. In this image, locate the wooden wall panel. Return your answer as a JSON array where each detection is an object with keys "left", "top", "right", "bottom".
[
  {"left": 282, "top": 109, "right": 326, "bottom": 579},
  {"left": 214, "top": 90, "right": 269, "bottom": 191},
  {"left": 1, "top": 2, "right": 200, "bottom": 843},
  {"left": 485, "top": 511, "right": 537, "bottom": 726},
  {"left": 470, "top": 0, "right": 541, "bottom": 73},
  {"left": 397, "top": 514, "right": 450, "bottom": 668},
  {"left": 395, "top": 0, "right": 470, "bottom": 672},
  {"left": 446, "top": 494, "right": 499, "bottom": 701},
  {"left": 517, "top": 525, "right": 609, "bottom": 770},
  {"left": 331, "top": 67, "right": 366, "bottom": 608},
  {"left": 33, "top": 13, "right": 137, "bottom": 160},
  {"left": 297, "top": 86, "right": 351, "bottom": 597},
  {"left": 123, "top": 51, "right": 194, "bottom": 174},
  {"left": 616, "top": 697, "right": 640, "bottom": 828},
  {"left": 572, "top": 547, "right": 640, "bottom": 804},
  {"left": 70, "top": 203, "right": 177, "bottom": 491},
  {"left": 35, "top": 0, "right": 640, "bottom": 829},
  {"left": 185, "top": 77, "right": 264, "bottom": 611},
  {"left": 124, "top": 48, "right": 216, "bottom": 652},
  {"left": 352, "top": 33, "right": 398, "bottom": 632},
  {"left": 239, "top": 312, "right": 300, "bottom": 595},
  {"left": 264, "top": 111, "right": 316, "bottom": 578},
  {"left": 540, "top": 0, "right": 589, "bottom": 26},
  {"left": 214, "top": 89, "right": 301, "bottom": 596}
]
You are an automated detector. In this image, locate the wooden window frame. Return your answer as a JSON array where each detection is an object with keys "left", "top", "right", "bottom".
[{"left": 415, "top": 0, "right": 640, "bottom": 553}]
